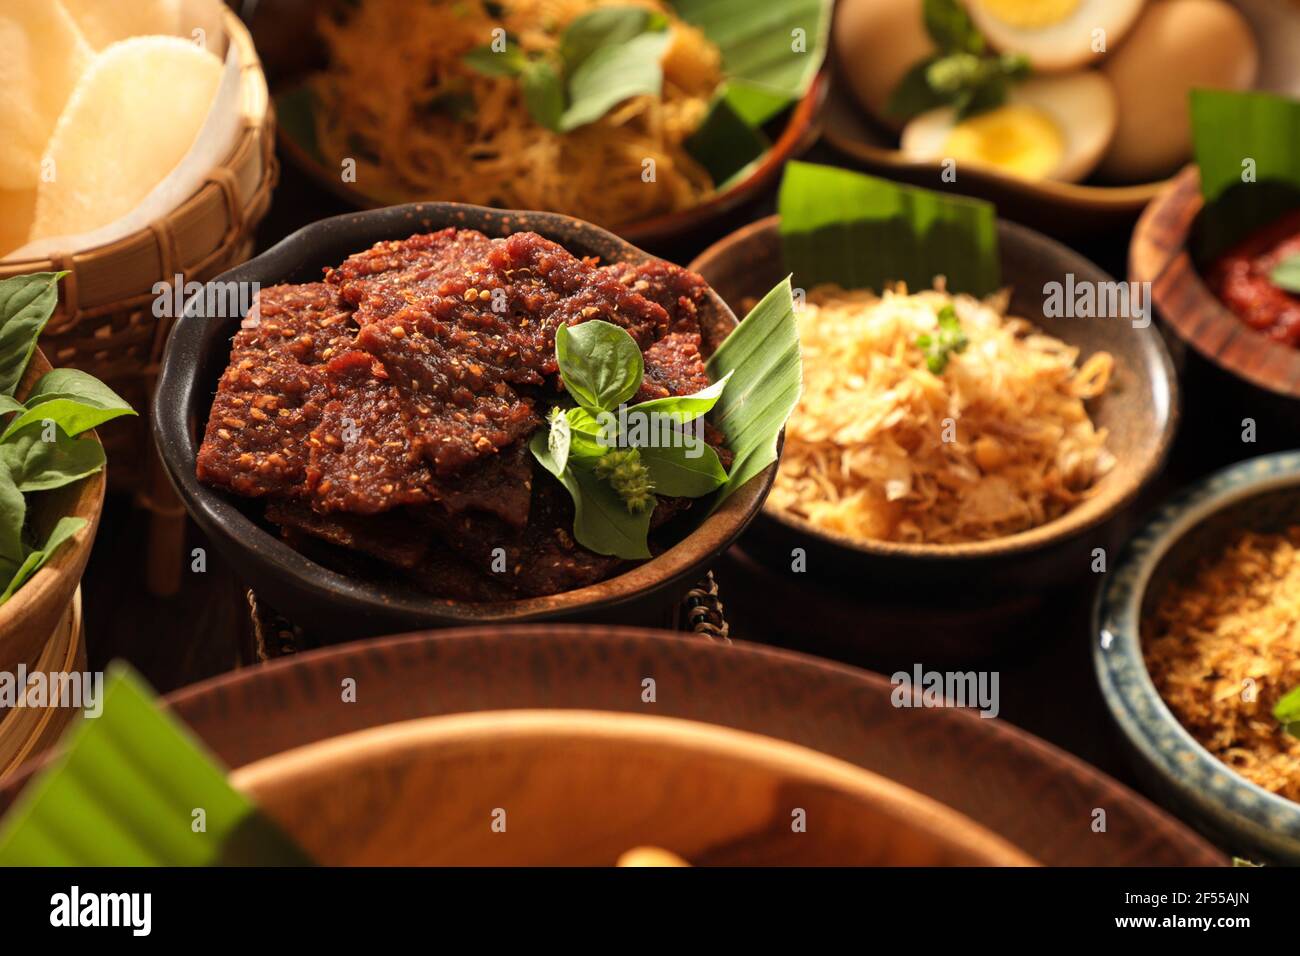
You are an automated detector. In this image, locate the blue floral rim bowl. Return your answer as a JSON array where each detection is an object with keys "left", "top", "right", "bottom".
[{"left": 1093, "top": 451, "right": 1300, "bottom": 864}]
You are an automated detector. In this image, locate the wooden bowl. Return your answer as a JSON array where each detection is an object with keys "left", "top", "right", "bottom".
[
  {"left": 231, "top": 710, "right": 1033, "bottom": 866},
  {"left": 0, "top": 590, "right": 85, "bottom": 782},
  {"left": 0, "top": 352, "right": 105, "bottom": 676},
  {"left": 138, "top": 626, "right": 1222, "bottom": 865},
  {"left": 689, "top": 215, "right": 1179, "bottom": 601},
  {"left": 1095, "top": 451, "right": 1300, "bottom": 864},
  {"left": 1132, "top": 164, "right": 1300, "bottom": 401},
  {"left": 245, "top": 0, "right": 826, "bottom": 252},
  {"left": 820, "top": 72, "right": 1173, "bottom": 237},
  {"left": 153, "top": 202, "right": 777, "bottom": 641}
]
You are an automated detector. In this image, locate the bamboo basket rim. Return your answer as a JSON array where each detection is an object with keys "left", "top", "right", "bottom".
[
  {"left": 0, "top": 590, "right": 84, "bottom": 781},
  {"left": 0, "top": 6, "right": 270, "bottom": 278}
]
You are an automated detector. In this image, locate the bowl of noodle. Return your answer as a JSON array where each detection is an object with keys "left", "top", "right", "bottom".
[
  {"left": 248, "top": 0, "right": 830, "bottom": 248},
  {"left": 691, "top": 214, "right": 1179, "bottom": 598}
]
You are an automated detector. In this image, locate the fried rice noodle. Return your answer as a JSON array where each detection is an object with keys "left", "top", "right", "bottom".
[
  {"left": 311, "top": 0, "right": 720, "bottom": 228},
  {"left": 768, "top": 284, "right": 1116, "bottom": 545}
]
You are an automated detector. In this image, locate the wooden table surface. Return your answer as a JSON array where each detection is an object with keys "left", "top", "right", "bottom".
[{"left": 76, "top": 147, "right": 1299, "bottom": 798}]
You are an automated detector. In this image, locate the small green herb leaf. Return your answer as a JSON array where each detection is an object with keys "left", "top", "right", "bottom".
[
  {"left": 887, "top": 0, "right": 1028, "bottom": 122},
  {"left": 0, "top": 273, "right": 65, "bottom": 397},
  {"left": 916, "top": 304, "right": 969, "bottom": 374},
  {"left": 0, "top": 516, "right": 86, "bottom": 605},
  {"left": 0, "top": 463, "right": 25, "bottom": 571},
  {"left": 628, "top": 370, "right": 732, "bottom": 425},
  {"left": 559, "top": 7, "right": 667, "bottom": 73},
  {"left": 461, "top": 42, "right": 529, "bottom": 77},
  {"left": 560, "top": 458, "right": 653, "bottom": 559},
  {"left": 463, "top": 8, "right": 670, "bottom": 132},
  {"left": 565, "top": 405, "right": 612, "bottom": 459},
  {"left": 555, "top": 320, "right": 644, "bottom": 412},
  {"left": 520, "top": 59, "right": 566, "bottom": 131},
  {"left": 923, "top": 0, "right": 984, "bottom": 55},
  {"left": 1270, "top": 254, "right": 1300, "bottom": 294},
  {"left": 886, "top": 56, "right": 948, "bottom": 120},
  {"left": 637, "top": 442, "right": 727, "bottom": 498},
  {"left": 1275, "top": 685, "right": 1300, "bottom": 738},
  {"left": 560, "top": 29, "right": 670, "bottom": 131},
  {"left": 2, "top": 368, "right": 136, "bottom": 441},
  {"left": 0, "top": 421, "right": 107, "bottom": 493}
]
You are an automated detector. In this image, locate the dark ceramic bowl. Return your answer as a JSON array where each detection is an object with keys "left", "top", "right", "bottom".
[
  {"left": 1095, "top": 451, "right": 1300, "bottom": 864},
  {"left": 153, "top": 203, "right": 775, "bottom": 640},
  {"left": 690, "top": 215, "right": 1179, "bottom": 601}
]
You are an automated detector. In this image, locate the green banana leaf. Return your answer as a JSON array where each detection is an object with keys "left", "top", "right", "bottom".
[
  {"left": 1191, "top": 89, "right": 1300, "bottom": 263},
  {"left": 777, "top": 161, "right": 1002, "bottom": 297},
  {"left": 0, "top": 665, "right": 312, "bottom": 866}
]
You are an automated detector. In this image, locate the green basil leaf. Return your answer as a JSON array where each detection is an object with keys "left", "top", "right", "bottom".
[
  {"left": 529, "top": 407, "right": 571, "bottom": 477},
  {"left": 628, "top": 370, "right": 732, "bottom": 426},
  {"left": 0, "top": 395, "right": 23, "bottom": 417},
  {"left": 0, "top": 516, "right": 85, "bottom": 605},
  {"left": 2, "top": 368, "right": 135, "bottom": 440},
  {"left": 886, "top": 57, "right": 946, "bottom": 120},
  {"left": 559, "top": 458, "right": 652, "bottom": 559},
  {"left": 1271, "top": 254, "right": 1300, "bottom": 294},
  {"left": 0, "top": 422, "right": 105, "bottom": 493},
  {"left": 520, "top": 58, "right": 566, "bottom": 131},
  {"left": 22, "top": 367, "right": 132, "bottom": 412},
  {"left": 0, "top": 273, "right": 65, "bottom": 397},
  {"left": 462, "top": 42, "right": 528, "bottom": 77},
  {"left": 566, "top": 405, "right": 612, "bottom": 459},
  {"left": 559, "top": 30, "right": 670, "bottom": 131},
  {"left": 2, "top": 398, "right": 135, "bottom": 442},
  {"left": 555, "top": 320, "right": 644, "bottom": 412},
  {"left": 0, "top": 462, "right": 25, "bottom": 570},
  {"left": 636, "top": 442, "right": 727, "bottom": 498},
  {"left": 559, "top": 6, "right": 666, "bottom": 74},
  {"left": 1275, "top": 685, "right": 1300, "bottom": 726},
  {"left": 924, "top": 0, "right": 983, "bottom": 55}
]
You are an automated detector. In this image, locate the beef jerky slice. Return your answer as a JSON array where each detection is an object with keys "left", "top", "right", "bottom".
[{"left": 196, "top": 284, "right": 353, "bottom": 497}]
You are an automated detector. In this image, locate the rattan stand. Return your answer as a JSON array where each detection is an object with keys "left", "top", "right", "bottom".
[{"left": 246, "top": 573, "right": 731, "bottom": 663}]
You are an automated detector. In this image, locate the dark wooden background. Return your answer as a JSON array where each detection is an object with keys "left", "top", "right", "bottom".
[{"left": 77, "top": 142, "right": 1297, "bottom": 793}]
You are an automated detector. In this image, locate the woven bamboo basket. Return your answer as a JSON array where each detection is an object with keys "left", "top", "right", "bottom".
[{"left": 0, "top": 7, "right": 277, "bottom": 594}]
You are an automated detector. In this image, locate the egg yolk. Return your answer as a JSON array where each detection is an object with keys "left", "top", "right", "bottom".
[
  {"left": 974, "top": 0, "right": 1080, "bottom": 29},
  {"left": 941, "top": 104, "right": 1065, "bottom": 181}
]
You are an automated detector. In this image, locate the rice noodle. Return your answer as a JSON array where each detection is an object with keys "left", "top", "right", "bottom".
[{"left": 310, "top": 0, "right": 720, "bottom": 228}]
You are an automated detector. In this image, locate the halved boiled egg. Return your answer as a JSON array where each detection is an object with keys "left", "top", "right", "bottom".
[
  {"left": 962, "top": 0, "right": 1146, "bottom": 72},
  {"left": 899, "top": 72, "right": 1117, "bottom": 184}
]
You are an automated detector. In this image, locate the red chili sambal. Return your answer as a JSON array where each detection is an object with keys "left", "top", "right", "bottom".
[{"left": 1207, "top": 208, "right": 1300, "bottom": 347}]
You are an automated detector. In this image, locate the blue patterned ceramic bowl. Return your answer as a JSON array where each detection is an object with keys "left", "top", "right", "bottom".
[{"left": 1094, "top": 451, "right": 1300, "bottom": 864}]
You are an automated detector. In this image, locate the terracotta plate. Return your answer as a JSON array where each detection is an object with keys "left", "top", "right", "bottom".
[{"left": 162, "top": 625, "right": 1222, "bottom": 866}]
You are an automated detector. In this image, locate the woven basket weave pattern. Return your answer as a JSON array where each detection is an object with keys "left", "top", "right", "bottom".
[{"left": 0, "top": 9, "right": 277, "bottom": 493}]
